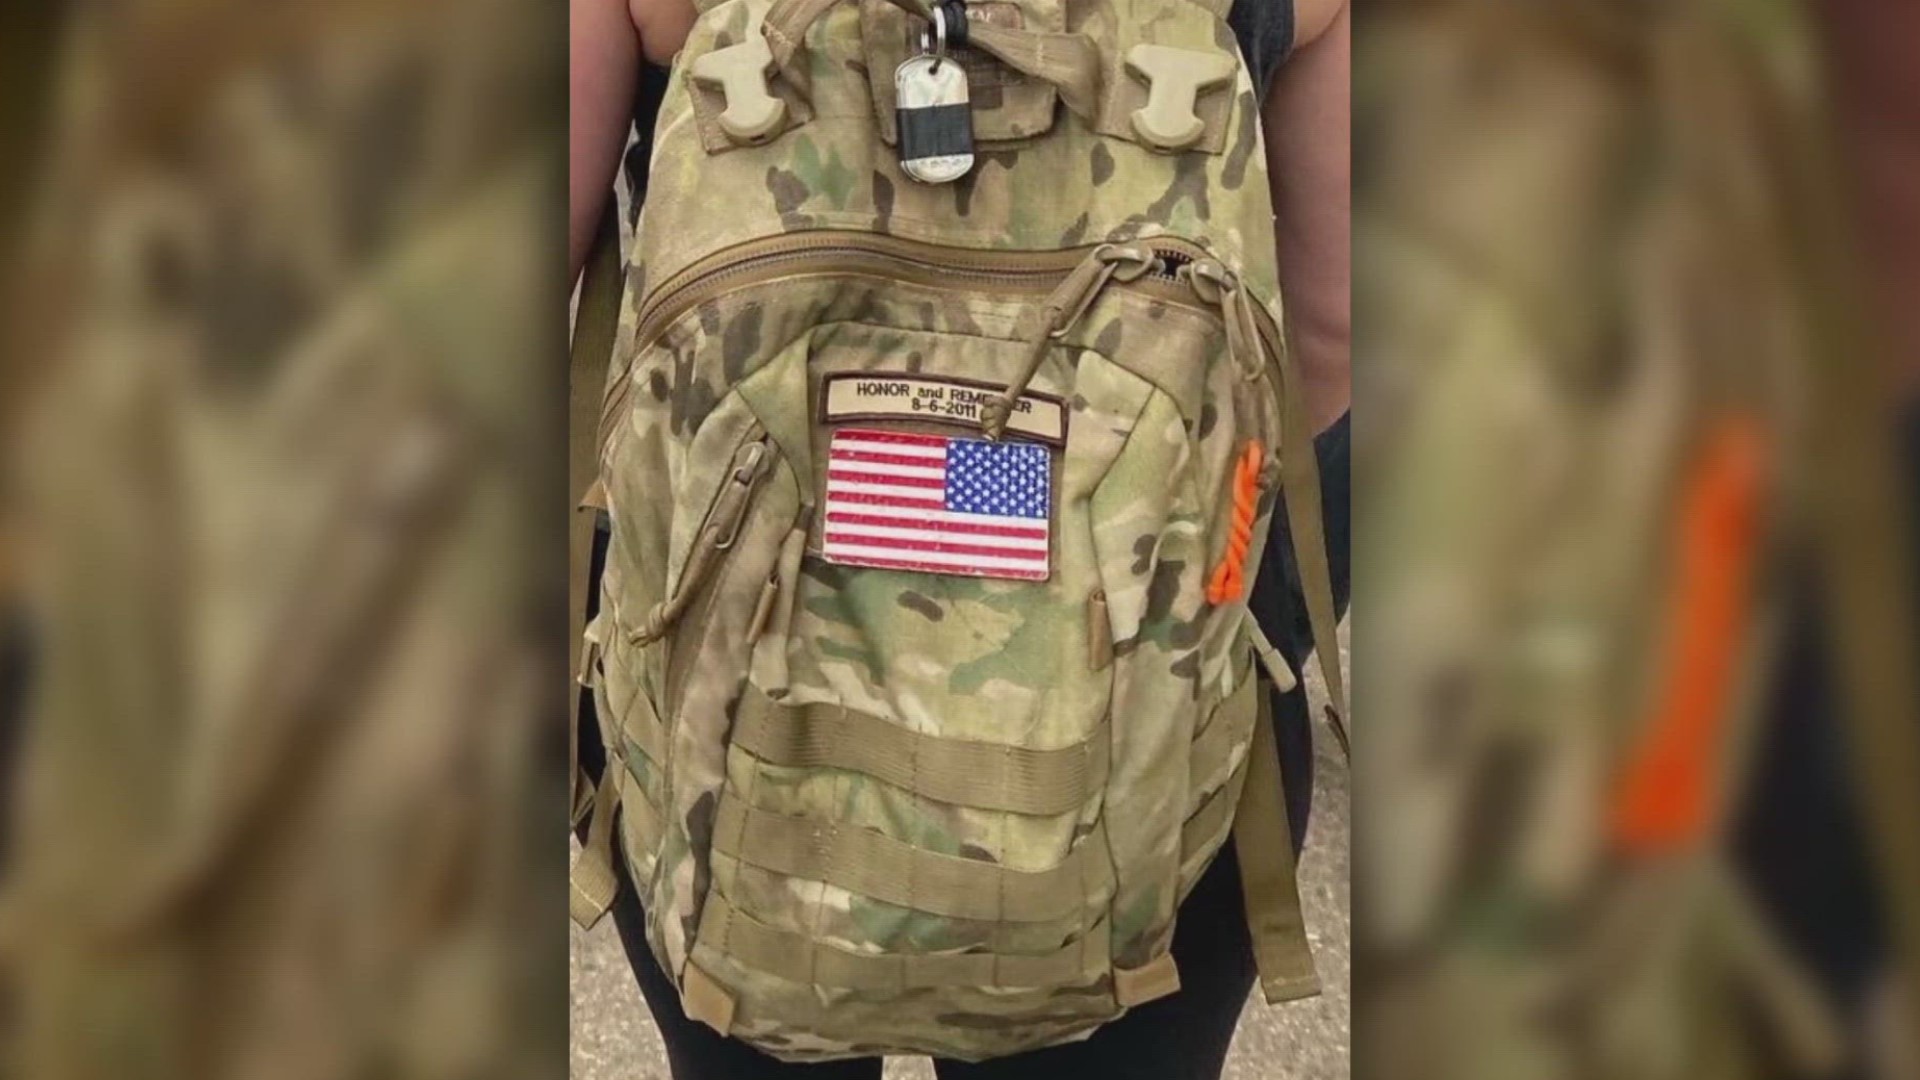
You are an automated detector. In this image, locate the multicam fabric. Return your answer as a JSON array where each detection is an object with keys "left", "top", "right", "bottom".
[{"left": 579, "top": 0, "right": 1325, "bottom": 1062}]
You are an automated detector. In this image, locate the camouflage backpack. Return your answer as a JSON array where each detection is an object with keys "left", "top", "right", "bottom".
[{"left": 566, "top": 0, "right": 1345, "bottom": 1061}]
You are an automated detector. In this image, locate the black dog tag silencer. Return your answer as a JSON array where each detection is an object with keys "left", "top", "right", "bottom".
[{"left": 895, "top": 11, "right": 974, "bottom": 184}]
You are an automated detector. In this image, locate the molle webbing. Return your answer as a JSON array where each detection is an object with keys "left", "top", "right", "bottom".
[
  {"left": 712, "top": 794, "right": 1113, "bottom": 923},
  {"left": 610, "top": 658, "right": 668, "bottom": 764},
  {"left": 694, "top": 892, "right": 1112, "bottom": 991},
  {"left": 623, "top": 778, "right": 663, "bottom": 843},
  {"left": 1232, "top": 687, "right": 1319, "bottom": 1003},
  {"left": 731, "top": 690, "right": 1108, "bottom": 815},
  {"left": 1184, "top": 760, "right": 1248, "bottom": 854},
  {"left": 1190, "top": 675, "right": 1260, "bottom": 792}
]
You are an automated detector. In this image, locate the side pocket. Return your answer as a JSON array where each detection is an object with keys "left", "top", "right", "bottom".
[
  {"left": 1177, "top": 671, "right": 1258, "bottom": 896},
  {"left": 637, "top": 336, "right": 813, "bottom": 986},
  {"left": 746, "top": 511, "right": 813, "bottom": 698},
  {"left": 596, "top": 639, "right": 671, "bottom": 888},
  {"left": 1090, "top": 388, "right": 1213, "bottom": 972}
]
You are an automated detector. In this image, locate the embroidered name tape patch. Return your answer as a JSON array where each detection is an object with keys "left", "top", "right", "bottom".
[
  {"left": 822, "top": 374, "right": 1066, "bottom": 444},
  {"left": 822, "top": 428, "right": 1051, "bottom": 582}
]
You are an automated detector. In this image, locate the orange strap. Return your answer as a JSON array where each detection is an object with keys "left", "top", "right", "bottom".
[
  {"left": 1208, "top": 441, "right": 1265, "bottom": 605},
  {"left": 1611, "top": 415, "right": 1767, "bottom": 854}
]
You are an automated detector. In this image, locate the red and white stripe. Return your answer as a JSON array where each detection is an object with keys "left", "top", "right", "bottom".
[{"left": 822, "top": 429, "right": 1050, "bottom": 581}]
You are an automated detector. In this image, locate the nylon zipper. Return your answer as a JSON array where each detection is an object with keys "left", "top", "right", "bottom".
[
  {"left": 630, "top": 427, "right": 772, "bottom": 647},
  {"left": 598, "top": 232, "right": 1221, "bottom": 454}
]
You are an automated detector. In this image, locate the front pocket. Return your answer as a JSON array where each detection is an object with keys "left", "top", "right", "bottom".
[{"left": 597, "top": 236, "right": 1263, "bottom": 1035}]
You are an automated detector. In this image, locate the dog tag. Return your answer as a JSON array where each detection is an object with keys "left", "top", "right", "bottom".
[{"left": 895, "top": 53, "right": 974, "bottom": 184}]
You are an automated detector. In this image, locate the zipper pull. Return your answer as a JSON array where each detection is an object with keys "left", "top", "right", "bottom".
[
  {"left": 1189, "top": 259, "right": 1285, "bottom": 461},
  {"left": 1188, "top": 260, "right": 1265, "bottom": 383},
  {"left": 981, "top": 244, "right": 1155, "bottom": 440},
  {"left": 631, "top": 435, "right": 772, "bottom": 646}
]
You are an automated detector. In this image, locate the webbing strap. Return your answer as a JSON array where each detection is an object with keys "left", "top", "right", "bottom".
[
  {"left": 1242, "top": 609, "right": 1299, "bottom": 694},
  {"left": 712, "top": 794, "right": 1112, "bottom": 923},
  {"left": 762, "top": 0, "right": 907, "bottom": 72},
  {"left": 681, "top": 962, "right": 738, "bottom": 1035},
  {"left": 622, "top": 770, "right": 663, "bottom": 846},
  {"left": 761, "top": 0, "right": 1101, "bottom": 122},
  {"left": 607, "top": 650, "right": 669, "bottom": 766},
  {"left": 694, "top": 892, "right": 1110, "bottom": 991},
  {"left": 1231, "top": 688, "right": 1320, "bottom": 1004},
  {"left": 731, "top": 690, "right": 1107, "bottom": 815},
  {"left": 1113, "top": 954, "right": 1182, "bottom": 1007},
  {"left": 1262, "top": 317, "right": 1348, "bottom": 760},
  {"left": 569, "top": 765, "right": 623, "bottom": 931},
  {"left": 570, "top": 206, "right": 625, "bottom": 825}
]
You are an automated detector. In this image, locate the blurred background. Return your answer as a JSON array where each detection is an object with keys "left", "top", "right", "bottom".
[
  {"left": 4, "top": 1, "right": 1920, "bottom": 1080},
  {"left": 1353, "top": 1, "right": 1919, "bottom": 1079},
  {"left": 0, "top": 2, "right": 568, "bottom": 1079}
]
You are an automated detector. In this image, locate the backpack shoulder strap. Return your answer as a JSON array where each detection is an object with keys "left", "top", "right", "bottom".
[{"left": 569, "top": 206, "right": 623, "bottom": 832}]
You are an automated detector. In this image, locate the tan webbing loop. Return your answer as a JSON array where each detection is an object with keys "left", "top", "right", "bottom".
[
  {"left": 572, "top": 617, "right": 606, "bottom": 830},
  {"left": 712, "top": 795, "right": 1112, "bottom": 923},
  {"left": 1183, "top": 758, "right": 1248, "bottom": 857},
  {"left": 619, "top": 768, "right": 664, "bottom": 848},
  {"left": 577, "top": 615, "right": 604, "bottom": 688},
  {"left": 1242, "top": 610, "right": 1299, "bottom": 694},
  {"left": 570, "top": 205, "right": 625, "bottom": 831},
  {"left": 681, "top": 962, "right": 739, "bottom": 1035},
  {"left": 961, "top": 22, "right": 1102, "bottom": 121},
  {"left": 610, "top": 660, "right": 670, "bottom": 767},
  {"left": 761, "top": 0, "right": 897, "bottom": 74},
  {"left": 761, "top": 0, "right": 1101, "bottom": 122},
  {"left": 569, "top": 765, "right": 624, "bottom": 931},
  {"left": 1231, "top": 689, "right": 1320, "bottom": 1004},
  {"left": 695, "top": 892, "right": 1109, "bottom": 991},
  {"left": 731, "top": 689, "right": 1107, "bottom": 815},
  {"left": 1113, "top": 953, "right": 1182, "bottom": 1007}
]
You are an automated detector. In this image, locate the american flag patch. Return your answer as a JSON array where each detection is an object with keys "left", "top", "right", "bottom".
[{"left": 822, "top": 428, "right": 1051, "bottom": 581}]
